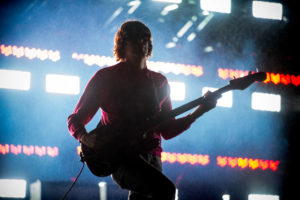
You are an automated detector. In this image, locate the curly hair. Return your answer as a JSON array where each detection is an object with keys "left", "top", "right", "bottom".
[{"left": 114, "top": 20, "right": 153, "bottom": 61}]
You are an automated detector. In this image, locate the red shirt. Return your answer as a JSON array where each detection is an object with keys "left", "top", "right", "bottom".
[{"left": 67, "top": 62, "right": 195, "bottom": 156}]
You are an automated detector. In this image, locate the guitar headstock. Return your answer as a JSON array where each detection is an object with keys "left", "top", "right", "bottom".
[{"left": 229, "top": 72, "right": 267, "bottom": 90}]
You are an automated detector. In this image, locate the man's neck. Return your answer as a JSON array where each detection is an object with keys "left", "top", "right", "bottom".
[{"left": 124, "top": 57, "right": 147, "bottom": 71}]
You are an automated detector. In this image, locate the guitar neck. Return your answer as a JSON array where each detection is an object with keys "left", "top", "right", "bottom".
[{"left": 159, "top": 84, "right": 232, "bottom": 121}]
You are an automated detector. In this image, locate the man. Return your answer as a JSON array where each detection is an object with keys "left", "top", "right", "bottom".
[{"left": 67, "top": 20, "right": 219, "bottom": 200}]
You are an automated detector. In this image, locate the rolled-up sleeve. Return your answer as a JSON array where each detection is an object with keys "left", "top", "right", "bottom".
[{"left": 67, "top": 70, "right": 103, "bottom": 141}]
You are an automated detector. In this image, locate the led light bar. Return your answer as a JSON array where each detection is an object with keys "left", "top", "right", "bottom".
[
  {"left": 0, "top": 69, "right": 31, "bottom": 91},
  {"left": 169, "top": 81, "right": 186, "bottom": 101},
  {"left": 0, "top": 44, "right": 60, "bottom": 62},
  {"left": 161, "top": 152, "right": 210, "bottom": 165},
  {"left": 218, "top": 68, "right": 300, "bottom": 87},
  {"left": 152, "top": 0, "right": 182, "bottom": 3},
  {"left": 252, "top": 1, "right": 283, "bottom": 20},
  {"left": 98, "top": 182, "right": 107, "bottom": 200},
  {"left": 161, "top": 4, "right": 179, "bottom": 16},
  {"left": 222, "top": 194, "right": 230, "bottom": 200},
  {"left": 0, "top": 143, "right": 59, "bottom": 157},
  {"left": 217, "top": 156, "right": 279, "bottom": 171},
  {"left": 30, "top": 180, "right": 41, "bottom": 200},
  {"left": 0, "top": 179, "right": 27, "bottom": 198},
  {"left": 200, "top": 0, "right": 231, "bottom": 14},
  {"left": 45, "top": 74, "right": 80, "bottom": 95},
  {"left": 248, "top": 194, "right": 279, "bottom": 200},
  {"left": 76, "top": 146, "right": 280, "bottom": 171},
  {"left": 251, "top": 92, "right": 281, "bottom": 112}
]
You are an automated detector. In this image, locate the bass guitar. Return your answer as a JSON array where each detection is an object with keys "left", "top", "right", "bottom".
[{"left": 80, "top": 72, "right": 267, "bottom": 177}]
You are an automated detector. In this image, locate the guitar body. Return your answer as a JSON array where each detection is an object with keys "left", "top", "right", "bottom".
[
  {"left": 81, "top": 142, "right": 120, "bottom": 177},
  {"left": 80, "top": 123, "right": 157, "bottom": 177}
]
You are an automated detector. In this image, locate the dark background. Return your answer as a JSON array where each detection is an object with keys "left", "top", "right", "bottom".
[{"left": 0, "top": 0, "right": 299, "bottom": 199}]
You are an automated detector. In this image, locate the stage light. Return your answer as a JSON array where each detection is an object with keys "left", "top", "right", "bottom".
[
  {"left": 169, "top": 81, "right": 186, "bottom": 101},
  {"left": 161, "top": 152, "right": 210, "bottom": 165},
  {"left": 251, "top": 92, "right": 281, "bottom": 112},
  {"left": 0, "top": 179, "right": 27, "bottom": 198},
  {"left": 45, "top": 74, "right": 80, "bottom": 95},
  {"left": 175, "top": 188, "right": 179, "bottom": 200},
  {"left": 30, "top": 180, "right": 41, "bottom": 200},
  {"left": 218, "top": 68, "right": 250, "bottom": 80},
  {"left": 0, "top": 69, "right": 31, "bottom": 91},
  {"left": 202, "top": 87, "right": 232, "bottom": 108},
  {"left": 200, "top": 0, "right": 231, "bottom": 14},
  {"left": 177, "top": 20, "right": 194, "bottom": 38},
  {"left": 218, "top": 68, "right": 300, "bottom": 86},
  {"left": 187, "top": 13, "right": 214, "bottom": 42},
  {"left": 202, "top": 10, "right": 210, "bottom": 16},
  {"left": 248, "top": 194, "right": 279, "bottom": 200},
  {"left": 98, "top": 182, "right": 107, "bottom": 200},
  {"left": 0, "top": 143, "right": 59, "bottom": 157},
  {"left": 223, "top": 194, "right": 230, "bottom": 200},
  {"left": 152, "top": 0, "right": 182, "bottom": 3},
  {"left": 161, "top": 4, "right": 179, "bottom": 16},
  {"left": 127, "top": 1, "right": 141, "bottom": 14},
  {"left": 166, "top": 42, "right": 176, "bottom": 48},
  {"left": 0, "top": 44, "right": 60, "bottom": 62},
  {"left": 252, "top": 1, "right": 283, "bottom": 20},
  {"left": 104, "top": 7, "right": 123, "bottom": 27},
  {"left": 204, "top": 46, "right": 213, "bottom": 52},
  {"left": 216, "top": 156, "right": 280, "bottom": 171},
  {"left": 196, "top": 13, "right": 214, "bottom": 31},
  {"left": 187, "top": 32, "right": 196, "bottom": 41},
  {"left": 72, "top": 53, "right": 204, "bottom": 77}
]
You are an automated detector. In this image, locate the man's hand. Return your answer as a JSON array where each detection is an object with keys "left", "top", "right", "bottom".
[
  {"left": 189, "top": 91, "right": 220, "bottom": 121},
  {"left": 201, "top": 91, "right": 220, "bottom": 112}
]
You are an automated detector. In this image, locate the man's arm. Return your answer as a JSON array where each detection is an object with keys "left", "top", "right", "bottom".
[
  {"left": 159, "top": 88, "right": 219, "bottom": 140},
  {"left": 67, "top": 70, "right": 103, "bottom": 141}
]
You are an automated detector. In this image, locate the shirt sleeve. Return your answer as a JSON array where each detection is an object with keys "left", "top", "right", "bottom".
[
  {"left": 158, "top": 80, "right": 196, "bottom": 140},
  {"left": 67, "top": 70, "right": 103, "bottom": 141}
]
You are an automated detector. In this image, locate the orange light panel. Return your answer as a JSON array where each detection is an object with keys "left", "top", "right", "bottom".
[{"left": 0, "top": 143, "right": 59, "bottom": 157}]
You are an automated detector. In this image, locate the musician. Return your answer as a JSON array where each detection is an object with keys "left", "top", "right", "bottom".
[{"left": 67, "top": 20, "right": 219, "bottom": 200}]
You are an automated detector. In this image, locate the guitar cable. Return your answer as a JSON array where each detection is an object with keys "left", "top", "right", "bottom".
[{"left": 61, "top": 152, "right": 85, "bottom": 200}]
